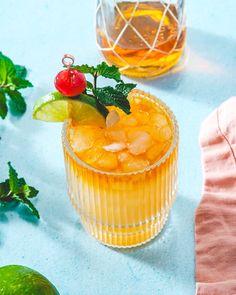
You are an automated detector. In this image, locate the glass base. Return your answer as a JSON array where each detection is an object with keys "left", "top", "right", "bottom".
[{"left": 72, "top": 199, "right": 175, "bottom": 248}]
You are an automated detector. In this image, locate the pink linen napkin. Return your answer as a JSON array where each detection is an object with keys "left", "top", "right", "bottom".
[{"left": 195, "top": 96, "right": 236, "bottom": 295}]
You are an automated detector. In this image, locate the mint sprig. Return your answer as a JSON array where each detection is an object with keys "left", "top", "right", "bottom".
[
  {"left": 74, "top": 64, "right": 96, "bottom": 75},
  {"left": 15, "top": 65, "right": 27, "bottom": 79},
  {"left": 0, "top": 162, "right": 40, "bottom": 219},
  {"left": 94, "top": 86, "right": 131, "bottom": 114},
  {"left": 0, "top": 52, "right": 33, "bottom": 119},
  {"left": 96, "top": 62, "right": 122, "bottom": 82},
  {"left": 73, "top": 62, "right": 136, "bottom": 115}
]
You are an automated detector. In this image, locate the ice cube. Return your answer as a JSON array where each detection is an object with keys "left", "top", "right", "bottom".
[
  {"left": 105, "top": 130, "right": 127, "bottom": 142},
  {"left": 80, "top": 146, "right": 104, "bottom": 167},
  {"left": 97, "top": 152, "right": 118, "bottom": 170},
  {"left": 103, "top": 142, "right": 126, "bottom": 152},
  {"left": 134, "top": 110, "right": 150, "bottom": 124},
  {"left": 121, "top": 158, "right": 150, "bottom": 172},
  {"left": 128, "top": 131, "right": 152, "bottom": 155},
  {"left": 122, "top": 115, "right": 138, "bottom": 127},
  {"left": 146, "top": 143, "right": 166, "bottom": 162},
  {"left": 134, "top": 98, "right": 141, "bottom": 105},
  {"left": 69, "top": 126, "right": 100, "bottom": 152},
  {"left": 150, "top": 113, "right": 168, "bottom": 128},
  {"left": 118, "top": 152, "right": 131, "bottom": 163},
  {"left": 149, "top": 124, "right": 172, "bottom": 142},
  {"left": 106, "top": 110, "right": 120, "bottom": 128},
  {"left": 117, "top": 150, "right": 150, "bottom": 172},
  {"left": 156, "top": 126, "right": 172, "bottom": 142}
]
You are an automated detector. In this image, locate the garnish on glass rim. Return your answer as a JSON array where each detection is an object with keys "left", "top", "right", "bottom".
[
  {"left": 32, "top": 54, "right": 136, "bottom": 125},
  {"left": 0, "top": 162, "right": 40, "bottom": 219},
  {"left": 0, "top": 52, "right": 33, "bottom": 119}
]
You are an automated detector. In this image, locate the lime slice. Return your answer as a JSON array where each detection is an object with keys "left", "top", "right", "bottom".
[
  {"left": 0, "top": 265, "right": 59, "bottom": 295},
  {"left": 33, "top": 92, "right": 105, "bottom": 126}
]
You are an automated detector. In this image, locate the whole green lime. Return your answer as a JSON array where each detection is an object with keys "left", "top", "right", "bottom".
[{"left": 0, "top": 265, "right": 60, "bottom": 295}]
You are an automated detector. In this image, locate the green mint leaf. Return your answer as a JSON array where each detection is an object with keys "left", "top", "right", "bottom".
[
  {"left": 0, "top": 52, "right": 16, "bottom": 84},
  {"left": 11, "top": 178, "right": 38, "bottom": 198},
  {"left": 79, "top": 92, "right": 108, "bottom": 117},
  {"left": 8, "top": 83, "right": 17, "bottom": 91},
  {"left": 8, "top": 162, "right": 20, "bottom": 193},
  {"left": 0, "top": 53, "right": 32, "bottom": 119},
  {"left": 96, "top": 62, "right": 121, "bottom": 82},
  {"left": 12, "top": 194, "right": 40, "bottom": 219},
  {"left": 12, "top": 77, "right": 33, "bottom": 90},
  {"left": 28, "top": 186, "right": 39, "bottom": 198},
  {"left": 0, "top": 180, "right": 10, "bottom": 199},
  {"left": 73, "top": 64, "right": 96, "bottom": 75},
  {"left": 6, "top": 89, "right": 26, "bottom": 114},
  {"left": 56, "top": 61, "right": 133, "bottom": 116},
  {"left": 15, "top": 65, "right": 27, "bottom": 79},
  {"left": 21, "top": 184, "right": 39, "bottom": 198},
  {"left": 0, "top": 162, "right": 40, "bottom": 218},
  {"left": 0, "top": 90, "right": 8, "bottom": 119},
  {"left": 115, "top": 82, "right": 136, "bottom": 96},
  {"left": 94, "top": 87, "right": 131, "bottom": 114},
  {"left": 20, "top": 184, "right": 31, "bottom": 197},
  {"left": 95, "top": 100, "right": 109, "bottom": 117},
  {"left": 86, "top": 81, "right": 94, "bottom": 90},
  {"left": 18, "top": 177, "right": 26, "bottom": 186}
]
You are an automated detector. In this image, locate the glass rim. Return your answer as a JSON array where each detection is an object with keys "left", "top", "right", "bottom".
[{"left": 62, "top": 90, "right": 179, "bottom": 177}]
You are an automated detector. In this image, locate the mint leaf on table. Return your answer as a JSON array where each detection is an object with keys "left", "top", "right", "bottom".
[
  {"left": 11, "top": 77, "right": 33, "bottom": 90},
  {"left": 5, "top": 89, "right": 26, "bottom": 114},
  {"left": 0, "top": 90, "right": 8, "bottom": 119},
  {"left": 0, "top": 52, "right": 33, "bottom": 119},
  {"left": 0, "top": 162, "right": 40, "bottom": 219},
  {"left": 13, "top": 195, "right": 40, "bottom": 219},
  {"left": 0, "top": 180, "right": 10, "bottom": 199},
  {"left": 94, "top": 86, "right": 131, "bottom": 114},
  {"left": 15, "top": 65, "right": 27, "bottom": 79},
  {"left": 21, "top": 185, "right": 39, "bottom": 198},
  {"left": 8, "top": 162, "right": 21, "bottom": 193},
  {"left": 0, "top": 52, "right": 15, "bottom": 83}
]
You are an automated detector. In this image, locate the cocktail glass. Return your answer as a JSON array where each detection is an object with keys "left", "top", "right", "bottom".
[{"left": 62, "top": 90, "right": 178, "bottom": 247}]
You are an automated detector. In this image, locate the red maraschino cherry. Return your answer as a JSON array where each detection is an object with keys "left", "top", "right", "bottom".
[{"left": 54, "top": 54, "right": 86, "bottom": 97}]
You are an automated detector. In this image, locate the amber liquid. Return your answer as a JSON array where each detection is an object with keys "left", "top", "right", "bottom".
[
  {"left": 97, "top": 1, "right": 186, "bottom": 78},
  {"left": 63, "top": 90, "right": 178, "bottom": 247}
]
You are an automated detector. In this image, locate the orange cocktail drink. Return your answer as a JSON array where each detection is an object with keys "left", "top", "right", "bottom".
[{"left": 62, "top": 90, "right": 178, "bottom": 247}]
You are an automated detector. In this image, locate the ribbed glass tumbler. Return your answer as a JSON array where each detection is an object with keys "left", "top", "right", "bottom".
[{"left": 62, "top": 91, "right": 179, "bottom": 248}]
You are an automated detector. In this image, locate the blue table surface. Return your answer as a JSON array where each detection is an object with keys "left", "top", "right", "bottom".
[{"left": 1, "top": 1, "right": 236, "bottom": 294}]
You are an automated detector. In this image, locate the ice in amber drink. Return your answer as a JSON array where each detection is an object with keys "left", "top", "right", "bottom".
[{"left": 62, "top": 89, "right": 178, "bottom": 247}]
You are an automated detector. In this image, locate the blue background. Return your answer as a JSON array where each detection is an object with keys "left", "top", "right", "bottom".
[{"left": 1, "top": 1, "right": 236, "bottom": 294}]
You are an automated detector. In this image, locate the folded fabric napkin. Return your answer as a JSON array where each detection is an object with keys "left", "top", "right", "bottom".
[{"left": 195, "top": 97, "right": 236, "bottom": 295}]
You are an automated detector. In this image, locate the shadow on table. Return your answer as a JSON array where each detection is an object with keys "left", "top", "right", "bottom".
[
  {"left": 8, "top": 86, "right": 49, "bottom": 127},
  {"left": 0, "top": 85, "right": 77, "bottom": 242},
  {"left": 131, "top": 27, "right": 236, "bottom": 107},
  {"left": 0, "top": 202, "right": 41, "bottom": 222},
  {"left": 0, "top": 203, "right": 40, "bottom": 247},
  {"left": 115, "top": 194, "right": 197, "bottom": 284},
  {"left": 0, "top": 212, "right": 8, "bottom": 246}
]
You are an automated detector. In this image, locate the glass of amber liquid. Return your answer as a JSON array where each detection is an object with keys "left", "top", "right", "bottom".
[
  {"left": 62, "top": 90, "right": 178, "bottom": 248},
  {"left": 96, "top": 0, "right": 186, "bottom": 78}
]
